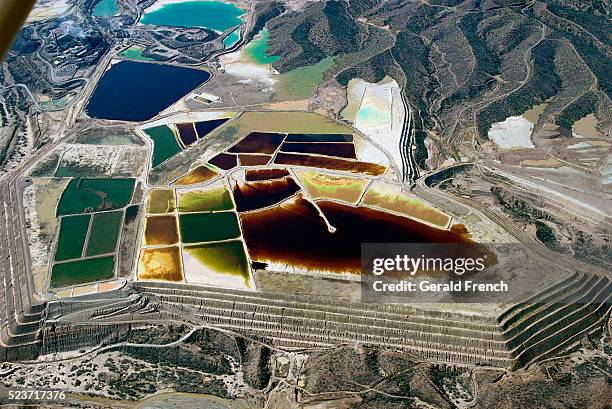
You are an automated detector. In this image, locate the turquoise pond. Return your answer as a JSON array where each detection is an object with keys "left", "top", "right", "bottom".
[
  {"left": 244, "top": 29, "right": 279, "bottom": 65},
  {"left": 140, "top": 0, "right": 245, "bottom": 33},
  {"left": 223, "top": 27, "right": 240, "bottom": 49},
  {"left": 93, "top": 0, "right": 118, "bottom": 17},
  {"left": 356, "top": 105, "right": 391, "bottom": 125}
]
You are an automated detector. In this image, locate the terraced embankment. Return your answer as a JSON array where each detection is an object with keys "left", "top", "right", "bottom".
[
  {"left": 0, "top": 167, "right": 47, "bottom": 361},
  {"left": 31, "top": 273, "right": 611, "bottom": 370}
]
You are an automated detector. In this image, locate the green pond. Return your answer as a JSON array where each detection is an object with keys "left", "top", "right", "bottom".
[
  {"left": 55, "top": 214, "right": 91, "bottom": 261},
  {"left": 185, "top": 240, "right": 250, "bottom": 283},
  {"left": 86, "top": 211, "right": 124, "bottom": 256},
  {"left": 144, "top": 125, "right": 183, "bottom": 168},
  {"left": 178, "top": 187, "right": 234, "bottom": 212},
  {"left": 93, "top": 0, "right": 118, "bottom": 17},
  {"left": 141, "top": 0, "right": 244, "bottom": 32},
  {"left": 120, "top": 46, "right": 155, "bottom": 61},
  {"left": 223, "top": 27, "right": 240, "bottom": 49},
  {"left": 51, "top": 256, "right": 115, "bottom": 288},
  {"left": 244, "top": 29, "right": 279, "bottom": 65},
  {"left": 276, "top": 56, "right": 335, "bottom": 100},
  {"left": 179, "top": 211, "right": 241, "bottom": 243},
  {"left": 57, "top": 178, "right": 135, "bottom": 216},
  {"left": 125, "top": 204, "right": 140, "bottom": 224}
]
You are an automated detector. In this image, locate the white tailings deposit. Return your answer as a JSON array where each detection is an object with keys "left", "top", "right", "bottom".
[
  {"left": 219, "top": 50, "right": 278, "bottom": 88},
  {"left": 487, "top": 116, "right": 536, "bottom": 149},
  {"left": 142, "top": 111, "right": 237, "bottom": 129},
  {"left": 343, "top": 77, "right": 402, "bottom": 172}
]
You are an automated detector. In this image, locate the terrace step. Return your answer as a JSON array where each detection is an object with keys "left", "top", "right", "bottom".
[
  {"left": 141, "top": 290, "right": 504, "bottom": 342},
  {"left": 515, "top": 295, "right": 611, "bottom": 369},
  {"left": 147, "top": 293, "right": 510, "bottom": 355},
  {"left": 136, "top": 283, "right": 500, "bottom": 330},
  {"left": 505, "top": 275, "right": 609, "bottom": 350},
  {"left": 500, "top": 271, "right": 587, "bottom": 332},
  {"left": 154, "top": 299, "right": 513, "bottom": 360}
]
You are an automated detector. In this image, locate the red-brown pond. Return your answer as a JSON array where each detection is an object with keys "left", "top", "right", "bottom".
[
  {"left": 245, "top": 168, "right": 290, "bottom": 181},
  {"left": 176, "top": 123, "right": 198, "bottom": 147},
  {"left": 280, "top": 142, "right": 357, "bottom": 159},
  {"left": 209, "top": 153, "right": 238, "bottom": 170},
  {"left": 232, "top": 176, "right": 301, "bottom": 212},
  {"left": 238, "top": 154, "right": 272, "bottom": 166},
  {"left": 228, "top": 132, "right": 285, "bottom": 154},
  {"left": 274, "top": 152, "right": 386, "bottom": 176},
  {"left": 240, "top": 195, "right": 472, "bottom": 273}
]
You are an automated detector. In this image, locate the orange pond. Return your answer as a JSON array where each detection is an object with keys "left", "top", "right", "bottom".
[
  {"left": 144, "top": 215, "right": 179, "bottom": 245},
  {"left": 138, "top": 246, "right": 183, "bottom": 281},
  {"left": 239, "top": 195, "right": 471, "bottom": 273}
]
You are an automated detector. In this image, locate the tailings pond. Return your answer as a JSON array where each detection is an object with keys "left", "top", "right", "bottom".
[
  {"left": 86, "top": 61, "right": 210, "bottom": 121},
  {"left": 141, "top": 0, "right": 244, "bottom": 32}
]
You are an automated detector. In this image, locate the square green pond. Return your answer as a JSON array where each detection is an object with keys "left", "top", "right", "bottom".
[
  {"left": 184, "top": 240, "right": 250, "bottom": 284},
  {"left": 179, "top": 211, "right": 241, "bottom": 243}
]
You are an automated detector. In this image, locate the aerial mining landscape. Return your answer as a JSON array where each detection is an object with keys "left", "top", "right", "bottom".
[{"left": 0, "top": 0, "right": 610, "bottom": 407}]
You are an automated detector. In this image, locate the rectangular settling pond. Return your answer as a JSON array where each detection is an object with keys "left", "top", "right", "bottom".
[
  {"left": 55, "top": 214, "right": 90, "bottom": 261},
  {"left": 179, "top": 212, "right": 241, "bottom": 243},
  {"left": 177, "top": 186, "right": 234, "bottom": 213},
  {"left": 147, "top": 189, "right": 175, "bottom": 214},
  {"left": 57, "top": 178, "right": 135, "bottom": 216},
  {"left": 183, "top": 240, "right": 250, "bottom": 285},
  {"left": 51, "top": 256, "right": 115, "bottom": 288},
  {"left": 86, "top": 210, "right": 124, "bottom": 256}
]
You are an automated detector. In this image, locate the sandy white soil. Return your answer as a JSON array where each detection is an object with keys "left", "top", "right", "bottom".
[
  {"left": 345, "top": 78, "right": 403, "bottom": 173},
  {"left": 23, "top": 184, "right": 48, "bottom": 269},
  {"left": 601, "top": 154, "right": 612, "bottom": 185},
  {"left": 141, "top": 111, "right": 236, "bottom": 129},
  {"left": 567, "top": 141, "right": 594, "bottom": 150}
]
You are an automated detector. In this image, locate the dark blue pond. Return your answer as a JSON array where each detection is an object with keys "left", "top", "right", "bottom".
[{"left": 86, "top": 61, "right": 210, "bottom": 121}]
